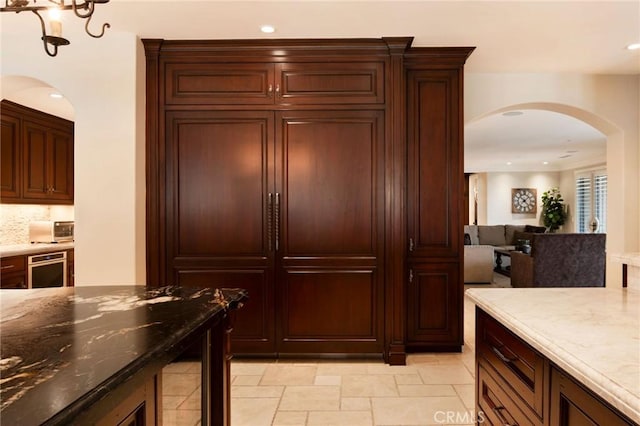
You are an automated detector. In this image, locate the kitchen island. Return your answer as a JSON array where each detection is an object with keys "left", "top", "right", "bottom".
[
  {"left": 466, "top": 287, "right": 639, "bottom": 425},
  {"left": 0, "top": 285, "right": 247, "bottom": 425}
]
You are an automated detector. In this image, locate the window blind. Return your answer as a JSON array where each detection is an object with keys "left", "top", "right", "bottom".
[{"left": 575, "top": 169, "right": 606, "bottom": 233}]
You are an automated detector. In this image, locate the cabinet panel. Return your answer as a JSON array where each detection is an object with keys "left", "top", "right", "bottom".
[
  {"left": 407, "top": 70, "right": 462, "bottom": 258},
  {"left": 169, "top": 113, "right": 273, "bottom": 256},
  {"left": 177, "top": 269, "right": 275, "bottom": 354},
  {"left": 1, "top": 255, "right": 27, "bottom": 289},
  {"left": 48, "top": 129, "right": 74, "bottom": 201},
  {"left": 278, "top": 270, "right": 382, "bottom": 353},
  {"left": 165, "top": 63, "right": 275, "bottom": 105},
  {"left": 1, "top": 112, "right": 21, "bottom": 200},
  {"left": 166, "top": 110, "right": 275, "bottom": 353},
  {"left": 550, "top": 366, "right": 634, "bottom": 426},
  {"left": 277, "top": 62, "right": 384, "bottom": 104},
  {"left": 406, "top": 262, "right": 461, "bottom": 347},
  {"left": 278, "top": 111, "right": 383, "bottom": 256},
  {"left": 23, "top": 120, "right": 48, "bottom": 199}
]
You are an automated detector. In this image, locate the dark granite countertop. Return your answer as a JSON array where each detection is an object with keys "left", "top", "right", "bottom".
[{"left": 0, "top": 285, "right": 247, "bottom": 425}]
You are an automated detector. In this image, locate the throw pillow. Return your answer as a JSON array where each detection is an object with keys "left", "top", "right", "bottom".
[{"left": 464, "top": 233, "right": 471, "bottom": 245}]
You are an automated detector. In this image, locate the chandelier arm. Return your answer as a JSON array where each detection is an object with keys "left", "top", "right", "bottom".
[
  {"left": 71, "top": 0, "right": 93, "bottom": 19},
  {"left": 84, "top": 12, "right": 110, "bottom": 38},
  {"left": 31, "top": 9, "right": 58, "bottom": 56}
]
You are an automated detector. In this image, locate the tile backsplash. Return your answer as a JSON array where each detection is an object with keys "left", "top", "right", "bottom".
[{"left": 0, "top": 204, "right": 75, "bottom": 245}]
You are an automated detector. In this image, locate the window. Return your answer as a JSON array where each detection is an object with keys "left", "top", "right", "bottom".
[{"left": 575, "top": 169, "right": 607, "bottom": 233}]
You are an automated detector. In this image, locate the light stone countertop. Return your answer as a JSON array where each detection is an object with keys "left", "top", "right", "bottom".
[
  {"left": 465, "top": 286, "right": 640, "bottom": 423},
  {"left": 611, "top": 252, "right": 640, "bottom": 268},
  {"left": 0, "top": 242, "right": 74, "bottom": 258}
]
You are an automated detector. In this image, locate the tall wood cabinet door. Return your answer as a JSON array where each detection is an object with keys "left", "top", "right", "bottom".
[
  {"left": 406, "top": 262, "right": 462, "bottom": 347},
  {"left": 1, "top": 112, "right": 21, "bottom": 200},
  {"left": 406, "top": 69, "right": 463, "bottom": 259},
  {"left": 22, "top": 120, "right": 49, "bottom": 200},
  {"left": 46, "top": 128, "right": 74, "bottom": 202},
  {"left": 274, "top": 110, "right": 385, "bottom": 354},
  {"left": 166, "top": 110, "right": 276, "bottom": 354}
]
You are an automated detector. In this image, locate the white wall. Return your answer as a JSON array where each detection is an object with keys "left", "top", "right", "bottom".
[
  {"left": 466, "top": 73, "right": 640, "bottom": 285},
  {"left": 1, "top": 30, "right": 146, "bottom": 285},
  {"left": 484, "top": 172, "right": 561, "bottom": 227}
]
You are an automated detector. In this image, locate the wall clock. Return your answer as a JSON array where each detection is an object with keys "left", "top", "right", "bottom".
[{"left": 512, "top": 188, "right": 537, "bottom": 213}]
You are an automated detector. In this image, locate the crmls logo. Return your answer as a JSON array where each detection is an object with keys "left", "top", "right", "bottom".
[{"left": 433, "top": 410, "right": 486, "bottom": 424}]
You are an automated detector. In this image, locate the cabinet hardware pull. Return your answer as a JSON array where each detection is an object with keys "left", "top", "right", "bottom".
[
  {"left": 492, "top": 406, "right": 515, "bottom": 426},
  {"left": 1, "top": 265, "right": 15, "bottom": 270},
  {"left": 409, "top": 269, "right": 414, "bottom": 283},
  {"left": 268, "top": 84, "right": 273, "bottom": 96},
  {"left": 491, "top": 345, "right": 518, "bottom": 364},
  {"left": 275, "top": 84, "right": 280, "bottom": 96},
  {"left": 274, "top": 193, "right": 280, "bottom": 251},
  {"left": 409, "top": 238, "right": 414, "bottom": 252},
  {"left": 267, "top": 193, "right": 273, "bottom": 251}
]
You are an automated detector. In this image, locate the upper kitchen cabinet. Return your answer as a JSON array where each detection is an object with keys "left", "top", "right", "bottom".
[
  {"left": 0, "top": 100, "right": 74, "bottom": 205},
  {"left": 164, "top": 60, "right": 384, "bottom": 105}
]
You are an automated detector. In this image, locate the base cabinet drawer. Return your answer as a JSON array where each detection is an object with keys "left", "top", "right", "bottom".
[
  {"left": 478, "top": 361, "right": 539, "bottom": 426},
  {"left": 477, "top": 308, "right": 546, "bottom": 419},
  {"left": 550, "top": 366, "right": 635, "bottom": 426}
]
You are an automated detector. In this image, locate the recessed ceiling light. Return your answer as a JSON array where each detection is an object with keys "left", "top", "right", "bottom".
[
  {"left": 506, "top": 162, "right": 512, "bottom": 165},
  {"left": 543, "top": 161, "right": 549, "bottom": 165},
  {"left": 260, "top": 25, "right": 275, "bottom": 34},
  {"left": 627, "top": 43, "right": 640, "bottom": 50},
  {"left": 50, "top": 93, "right": 63, "bottom": 99},
  {"left": 502, "top": 111, "right": 523, "bottom": 117}
]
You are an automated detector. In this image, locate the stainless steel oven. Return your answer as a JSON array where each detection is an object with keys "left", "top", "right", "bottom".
[{"left": 28, "top": 252, "right": 67, "bottom": 288}]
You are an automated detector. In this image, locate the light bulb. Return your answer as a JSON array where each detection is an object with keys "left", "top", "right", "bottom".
[{"left": 49, "top": 7, "right": 62, "bottom": 38}]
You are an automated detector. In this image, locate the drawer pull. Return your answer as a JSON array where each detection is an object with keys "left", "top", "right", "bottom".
[
  {"left": 492, "top": 406, "right": 516, "bottom": 426},
  {"left": 492, "top": 345, "right": 517, "bottom": 364},
  {"left": 1, "top": 265, "right": 15, "bottom": 270}
]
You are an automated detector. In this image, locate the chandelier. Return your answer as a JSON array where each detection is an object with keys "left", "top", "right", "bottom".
[{"left": 1, "top": 0, "right": 110, "bottom": 57}]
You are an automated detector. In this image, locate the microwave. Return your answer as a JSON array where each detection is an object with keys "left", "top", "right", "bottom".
[{"left": 29, "top": 221, "right": 74, "bottom": 243}]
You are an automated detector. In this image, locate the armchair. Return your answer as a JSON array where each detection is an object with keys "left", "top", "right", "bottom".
[{"left": 511, "top": 233, "right": 606, "bottom": 287}]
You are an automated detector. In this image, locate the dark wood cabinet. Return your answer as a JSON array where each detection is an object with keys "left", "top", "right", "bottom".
[
  {"left": 0, "top": 100, "right": 74, "bottom": 204},
  {"left": 0, "top": 255, "right": 27, "bottom": 289},
  {"left": 405, "top": 61, "right": 465, "bottom": 351},
  {"left": 144, "top": 38, "right": 473, "bottom": 363},
  {"left": 1, "top": 110, "right": 21, "bottom": 199},
  {"left": 67, "top": 249, "right": 75, "bottom": 287}
]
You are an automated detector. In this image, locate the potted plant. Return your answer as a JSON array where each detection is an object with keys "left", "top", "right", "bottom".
[{"left": 541, "top": 187, "right": 568, "bottom": 232}]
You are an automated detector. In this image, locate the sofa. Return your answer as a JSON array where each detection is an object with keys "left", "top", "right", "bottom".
[
  {"left": 463, "top": 224, "right": 546, "bottom": 283},
  {"left": 510, "top": 233, "right": 606, "bottom": 287}
]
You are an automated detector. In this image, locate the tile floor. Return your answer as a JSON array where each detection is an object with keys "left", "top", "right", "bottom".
[{"left": 162, "top": 274, "right": 511, "bottom": 426}]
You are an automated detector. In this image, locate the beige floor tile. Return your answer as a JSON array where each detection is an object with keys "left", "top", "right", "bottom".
[
  {"left": 279, "top": 385, "right": 341, "bottom": 411},
  {"left": 316, "top": 362, "right": 370, "bottom": 376},
  {"left": 367, "top": 363, "right": 417, "bottom": 375},
  {"left": 163, "top": 395, "right": 188, "bottom": 410},
  {"left": 231, "top": 361, "right": 271, "bottom": 376},
  {"left": 163, "top": 372, "right": 200, "bottom": 396},
  {"left": 341, "top": 374, "right": 399, "bottom": 397},
  {"left": 314, "top": 375, "right": 342, "bottom": 386},
  {"left": 261, "top": 364, "right": 317, "bottom": 386},
  {"left": 407, "top": 354, "right": 443, "bottom": 365},
  {"left": 233, "top": 375, "right": 262, "bottom": 386},
  {"left": 371, "top": 396, "right": 470, "bottom": 425},
  {"left": 308, "top": 410, "right": 373, "bottom": 425},
  {"left": 341, "top": 397, "right": 371, "bottom": 411},
  {"left": 163, "top": 409, "right": 201, "bottom": 426},
  {"left": 231, "top": 385, "right": 285, "bottom": 398},
  {"left": 178, "top": 387, "right": 202, "bottom": 410},
  {"left": 397, "top": 384, "right": 457, "bottom": 397},
  {"left": 416, "top": 364, "right": 474, "bottom": 385},
  {"left": 272, "top": 411, "right": 308, "bottom": 426},
  {"left": 395, "top": 374, "right": 423, "bottom": 385},
  {"left": 453, "top": 384, "right": 475, "bottom": 410},
  {"left": 231, "top": 397, "right": 279, "bottom": 426},
  {"left": 164, "top": 361, "right": 200, "bottom": 374}
]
